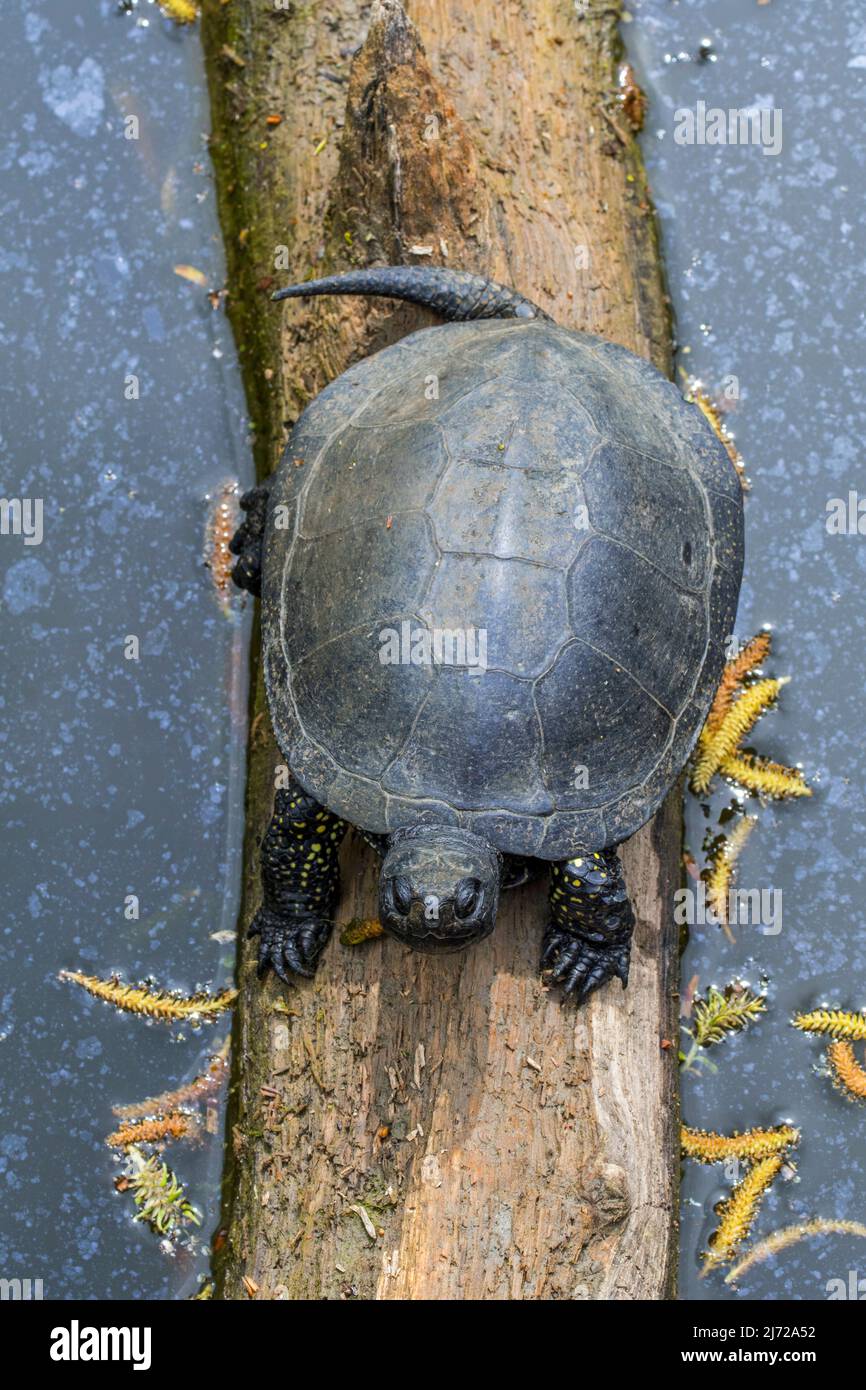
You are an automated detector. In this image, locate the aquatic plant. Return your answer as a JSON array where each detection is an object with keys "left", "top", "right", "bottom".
[
  {"left": 718, "top": 751, "right": 811, "bottom": 800},
  {"left": 157, "top": 0, "right": 199, "bottom": 24},
  {"left": 702, "top": 1154, "right": 784, "bottom": 1272},
  {"left": 692, "top": 678, "right": 788, "bottom": 794},
  {"left": 112, "top": 1037, "right": 230, "bottom": 1120},
  {"left": 793, "top": 1008, "right": 866, "bottom": 1042},
  {"left": 119, "top": 1147, "right": 201, "bottom": 1236},
  {"left": 106, "top": 1112, "right": 200, "bottom": 1150},
  {"left": 692, "top": 984, "right": 766, "bottom": 1048},
  {"left": 681, "top": 1124, "right": 798, "bottom": 1165},
  {"left": 705, "top": 815, "right": 757, "bottom": 926},
  {"left": 691, "top": 632, "right": 810, "bottom": 799},
  {"left": 826, "top": 1041, "right": 866, "bottom": 1101},
  {"left": 725, "top": 1219, "right": 866, "bottom": 1284},
  {"left": 681, "top": 983, "right": 766, "bottom": 1073},
  {"left": 60, "top": 970, "right": 237, "bottom": 1023},
  {"left": 683, "top": 377, "right": 748, "bottom": 488},
  {"left": 205, "top": 482, "right": 240, "bottom": 612},
  {"left": 339, "top": 917, "right": 385, "bottom": 947},
  {"left": 705, "top": 632, "right": 772, "bottom": 735}
]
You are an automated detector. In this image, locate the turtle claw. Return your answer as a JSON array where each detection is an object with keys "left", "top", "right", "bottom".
[
  {"left": 248, "top": 908, "right": 328, "bottom": 981},
  {"left": 542, "top": 927, "right": 631, "bottom": 1006}
]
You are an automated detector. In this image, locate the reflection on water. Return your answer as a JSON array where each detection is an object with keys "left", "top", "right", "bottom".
[
  {"left": 0, "top": 0, "right": 251, "bottom": 1299},
  {"left": 629, "top": 0, "right": 866, "bottom": 1299}
]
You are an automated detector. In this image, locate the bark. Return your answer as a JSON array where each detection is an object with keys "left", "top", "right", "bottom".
[{"left": 202, "top": 0, "right": 679, "bottom": 1300}]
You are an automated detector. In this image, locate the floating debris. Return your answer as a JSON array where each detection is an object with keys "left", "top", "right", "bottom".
[
  {"left": 174, "top": 262, "right": 207, "bottom": 286},
  {"left": 692, "top": 678, "right": 788, "bottom": 794},
  {"left": 60, "top": 970, "right": 237, "bottom": 1023},
  {"left": 106, "top": 1112, "right": 200, "bottom": 1150},
  {"left": 705, "top": 815, "right": 757, "bottom": 926},
  {"left": 725, "top": 1219, "right": 866, "bottom": 1284},
  {"left": 827, "top": 1041, "right": 866, "bottom": 1101},
  {"left": 703, "top": 1154, "right": 784, "bottom": 1272},
  {"left": 793, "top": 1008, "right": 866, "bottom": 1042},
  {"left": 617, "top": 63, "right": 646, "bottom": 132},
  {"left": 339, "top": 917, "right": 385, "bottom": 947},
  {"left": 682, "top": 1124, "right": 798, "bottom": 1165},
  {"left": 120, "top": 1147, "right": 201, "bottom": 1236}
]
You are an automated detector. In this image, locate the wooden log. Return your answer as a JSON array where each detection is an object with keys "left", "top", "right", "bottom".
[{"left": 202, "top": 0, "right": 679, "bottom": 1300}]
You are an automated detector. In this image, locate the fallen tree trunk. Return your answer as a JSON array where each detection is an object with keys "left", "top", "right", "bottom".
[{"left": 202, "top": 0, "right": 679, "bottom": 1300}]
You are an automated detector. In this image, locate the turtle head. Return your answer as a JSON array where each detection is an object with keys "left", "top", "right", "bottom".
[{"left": 379, "top": 825, "right": 501, "bottom": 953}]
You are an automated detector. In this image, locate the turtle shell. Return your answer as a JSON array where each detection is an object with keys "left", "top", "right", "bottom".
[{"left": 261, "top": 319, "right": 743, "bottom": 859}]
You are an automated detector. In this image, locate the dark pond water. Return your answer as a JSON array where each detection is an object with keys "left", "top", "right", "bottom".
[
  {"left": 0, "top": 0, "right": 252, "bottom": 1300},
  {"left": 630, "top": 0, "right": 866, "bottom": 1300}
]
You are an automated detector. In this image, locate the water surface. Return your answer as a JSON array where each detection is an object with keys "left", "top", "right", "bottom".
[
  {"left": 630, "top": 0, "right": 866, "bottom": 1301},
  {"left": 0, "top": 0, "right": 252, "bottom": 1300}
]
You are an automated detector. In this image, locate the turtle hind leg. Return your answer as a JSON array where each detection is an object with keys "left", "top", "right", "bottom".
[
  {"left": 542, "top": 849, "right": 635, "bottom": 1006},
  {"left": 249, "top": 780, "right": 346, "bottom": 982},
  {"left": 229, "top": 483, "right": 270, "bottom": 595}
]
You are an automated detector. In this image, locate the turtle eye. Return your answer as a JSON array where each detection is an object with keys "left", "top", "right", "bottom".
[
  {"left": 454, "top": 877, "right": 481, "bottom": 920},
  {"left": 390, "top": 876, "right": 413, "bottom": 915}
]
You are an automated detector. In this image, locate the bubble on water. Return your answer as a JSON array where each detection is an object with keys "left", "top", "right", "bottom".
[
  {"left": 38, "top": 58, "right": 105, "bottom": 139},
  {"left": 3, "top": 558, "right": 52, "bottom": 614}
]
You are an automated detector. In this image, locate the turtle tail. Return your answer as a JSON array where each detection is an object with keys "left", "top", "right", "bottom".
[{"left": 271, "top": 266, "right": 550, "bottom": 322}]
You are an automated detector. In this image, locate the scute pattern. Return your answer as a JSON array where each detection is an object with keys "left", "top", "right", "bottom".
[{"left": 261, "top": 319, "right": 743, "bottom": 857}]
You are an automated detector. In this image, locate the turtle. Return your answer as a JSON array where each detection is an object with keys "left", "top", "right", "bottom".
[{"left": 230, "top": 265, "right": 743, "bottom": 1005}]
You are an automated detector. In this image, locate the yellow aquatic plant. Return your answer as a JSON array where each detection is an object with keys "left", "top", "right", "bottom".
[
  {"left": 60, "top": 970, "right": 237, "bottom": 1023},
  {"left": 113, "top": 1037, "right": 230, "bottom": 1120},
  {"left": 681, "top": 1124, "right": 798, "bottom": 1165},
  {"left": 705, "top": 632, "right": 772, "bottom": 735},
  {"left": 793, "top": 1008, "right": 866, "bottom": 1041},
  {"left": 718, "top": 751, "right": 811, "bottom": 800},
  {"left": 107, "top": 1112, "right": 199, "bottom": 1150},
  {"left": 693, "top": 632, "right": 810, "bottom": 798},
  {"left": 725, "top": 1220, "right": 866, "bottom": 1284},
  {"left": 703, "top": 1154, "right": 784, "bottom": 1272},
  {"left": 683, "top": 377, "right": 748, "bottom": 489},
  {"left": 692, "top": 678, "right": 788, "bottom": 794},
  {"left": 705, "top": 815, "right": 757, "bottom": 925},
  {"left": 827, "top": 1041, "right": 866, "bottom": 1101},
  {"left": 157, "top": 0, "right": 199, "bottom": 24}
]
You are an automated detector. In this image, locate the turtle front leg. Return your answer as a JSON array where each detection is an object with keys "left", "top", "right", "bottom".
[
  {"left": 542, "top": 849, "right": 634, "bottom": 1006},
  {"left": 229, "top": 483, "right": 270, "bottom": 595},
  {"left": 249, "top": 782, "right": 346, "bottom": 982}
]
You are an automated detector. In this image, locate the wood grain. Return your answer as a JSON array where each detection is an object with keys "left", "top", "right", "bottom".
[{"left": 202, "top": 0, "right": 679, "bottom": 1300}]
